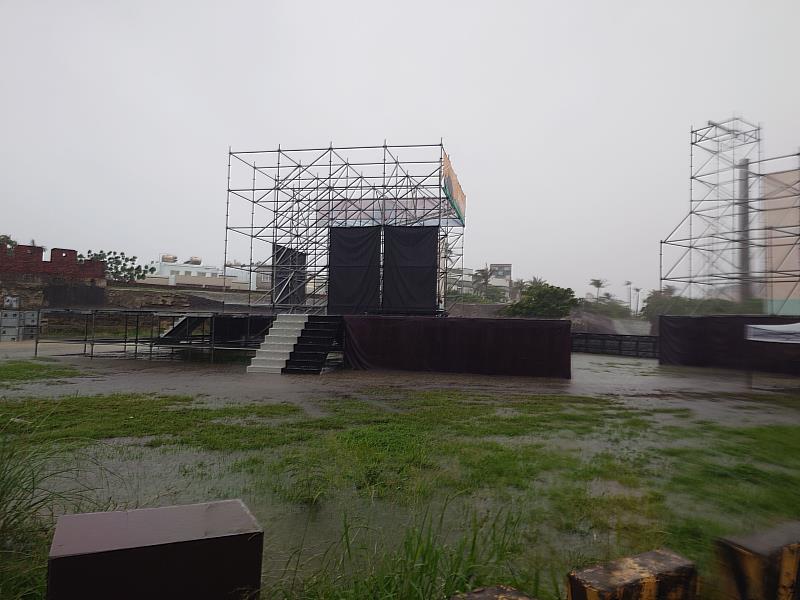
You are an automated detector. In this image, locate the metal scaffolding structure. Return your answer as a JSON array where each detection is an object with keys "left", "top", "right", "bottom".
[
  {"left": 224, "top": 143, "right": 466, "bottom": 314},
  {"left": 660, "top": 117, "right": 800, "bottom": 312}
]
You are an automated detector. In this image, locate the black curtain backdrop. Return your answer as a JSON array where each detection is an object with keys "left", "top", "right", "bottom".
[
  {"left": 273, "top": 245, "right": 306, "bottom": 306},
  {"left": 328, "top": 226, "right": 381, "bottom": 315},
  {"left": 344, "top": 316, "right": 571, "bottom": 378},
  {"left": 659, "top": 315, "right": 800, "bottom": 374},
  {"left": 382, "top": 226, "right": 438, "bottom": 314}
]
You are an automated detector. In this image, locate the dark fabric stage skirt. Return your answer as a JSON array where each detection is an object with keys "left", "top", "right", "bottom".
[
  {"left": 343, "top": 316, "right": 571, "bottom": 378},
  {"left": 659, "top": 314, "right": 800, "bottom": 374}
]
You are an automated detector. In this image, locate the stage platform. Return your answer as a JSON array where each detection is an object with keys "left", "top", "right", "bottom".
[
  {"left": 342, "top": 315, "right": 571, "bottom": 378},
  {"left": 31, "top": 309, "right": 572, "bottom": 378},
  {"left": 659, "top": 315, "right": 800, "bottom": 375}
]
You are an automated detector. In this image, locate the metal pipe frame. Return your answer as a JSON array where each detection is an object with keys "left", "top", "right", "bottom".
[
  {"left": 223, "top": 143, "right": 466, "bottom": 314},
  {"left": 661, "top": 117, "right": 800, "bottom": 311},
  {"left": 34, "top": 309, "right": 270, "bottom": 360}
]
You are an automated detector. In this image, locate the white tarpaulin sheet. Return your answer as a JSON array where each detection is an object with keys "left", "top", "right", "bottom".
[{"left": 745, "top": 322, "right": 800, "bottom": 344}]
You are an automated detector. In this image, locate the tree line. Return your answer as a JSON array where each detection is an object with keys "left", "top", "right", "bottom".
[{"left": 452, "top": 273, "right": 763, "bottom": 322}]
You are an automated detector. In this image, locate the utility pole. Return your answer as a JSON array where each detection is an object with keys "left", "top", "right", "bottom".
[{"left": 737, "top": 159, "right": 751, "bottom": 302}]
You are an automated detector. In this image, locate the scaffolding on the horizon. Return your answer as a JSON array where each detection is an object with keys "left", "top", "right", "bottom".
[
  {"left": 660, "top": 117, "right": 800, "bottom": 313},
  {"left": 223, "top": 143, "right": 466, "bottom": 314}
]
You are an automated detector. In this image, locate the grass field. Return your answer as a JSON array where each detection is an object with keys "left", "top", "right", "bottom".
[
  {"left": 0, "top": 360, "right": 80, "bottom": 384},
  {"left": 2, "top": 368, "right": 799, "bottom": 598}
]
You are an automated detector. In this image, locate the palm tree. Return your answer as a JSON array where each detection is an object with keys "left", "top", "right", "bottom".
[
  {"left": 528, "top": 276, "right": 546, "bottom": 288},
  {"left": 510, "top": 278, "right": 527, "bottom": 301},
  {"left": 473, "top": 266, "right": 491, "bottom": 298},
  {"left": 589, "top": 278, "right": 607, "bottom": 301}
]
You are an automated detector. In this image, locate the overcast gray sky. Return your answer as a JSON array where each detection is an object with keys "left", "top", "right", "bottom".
[{"left": 2, "top": 1, "right": 798, "bottom": 300}]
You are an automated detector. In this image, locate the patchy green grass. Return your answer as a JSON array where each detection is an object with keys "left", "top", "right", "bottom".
[
  {"left": 3, "top": 394, "right": 302, "bottom": 450},
  {"left": 0, "top": 360, "right": 80, "bottom": 383},
  {"left": 3, "top": 388, "right": 800, "bottom": 598},
  {"left": 263, "top": 506, "right": 550, "bottom": 600}
]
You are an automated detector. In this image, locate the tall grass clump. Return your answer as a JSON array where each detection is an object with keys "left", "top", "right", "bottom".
[
  {"left": 266, "top": 502, "right": 559, "bottom": 600},
  {"left": 0, "top": 415, "right": 109, "bottom": 600},
  {"left": 0, "top": 425, "right": 56, "bottom": 599}
]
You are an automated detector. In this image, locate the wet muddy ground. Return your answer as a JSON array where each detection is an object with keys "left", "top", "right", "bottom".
[
  {"left": 3, "top": 342, "right": 800, "bottom": 596},
  {"left": 3, "top": 341, "right": 798, "bottom": 427}
]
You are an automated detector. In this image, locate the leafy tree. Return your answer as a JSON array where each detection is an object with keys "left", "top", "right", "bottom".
[
  {"left": 502, "top": 281, "right": 578, "bottom": 318},
  {"left": 510, "top": 278, "right": 527, "bottom": 301},
  {"left": 640, "top": 288, "right": 763, "bottom": 325},
  {"left": 661, "top": 285, "right": 677, "bottom": 297},
  {"left": 0, "top": 234, "right": 17, "bottom": 251},
  {"left": 589, "top": 278, "right": 607, "bottom": 301},
  {"left": 470, "top": 266, "right": 507, "bottom": 302},
  {"left": 483, "top": 285, "right": 506, "bottom": 303},
  {"left": 579, "top": 294, "right": 631, "bottom": 318},
  {"left": 78, "top": 250, "right": 156, "bottom": 282}
]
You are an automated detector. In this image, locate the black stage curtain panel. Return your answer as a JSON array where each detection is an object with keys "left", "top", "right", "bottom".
[
  {"left": 344, "top": 316, "right": 571, "bottom": 378},
  {"left": 328, "top": 226, "right": 381, "bottom": 315},
  {"left": 659, "top": 315, "right": 800, "bottom": 375},
  {"left": 382, "top": 226, "right": 438, "bottom": 314},
  {"left": 273, "top": 245, "right": 306, "bottom": 305}
]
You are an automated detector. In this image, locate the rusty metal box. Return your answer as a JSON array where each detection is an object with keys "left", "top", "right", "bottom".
[{"left": 47, "top": 499, "right": 263, "bottom": 600}]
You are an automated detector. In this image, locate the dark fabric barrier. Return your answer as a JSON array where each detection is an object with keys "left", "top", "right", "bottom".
[
  {"left": 344, "top": 316, "right": 571, "bottom": 378},
  {"left": 659, "top": 315, "right": 800, "bottom": 374},
  {"left": 43, "top": 284, "right": 105, "bottom": 307},
  {"left": 382, "top": 226, "right": 438, "bottom": 314},
  {"left": 273, "top": 245, "right": 307, "bottom": 306},
  {"left": 328, "top": 226, "right": 381, "bottom": 315}
]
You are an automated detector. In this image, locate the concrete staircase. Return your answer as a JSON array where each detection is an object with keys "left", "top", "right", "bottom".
[{"left": 246, "top": 314, "right": 308, "bottom": 374}]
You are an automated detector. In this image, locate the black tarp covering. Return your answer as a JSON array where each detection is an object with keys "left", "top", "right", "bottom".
[
  {"left": 273, "top": 245, "right": 307, "bottom": 306},
  {"left": 43, "top": 284, "right": 105, "bottom": 307},
  {"left": 344, "top": 316, "right": 571, "bottom": 378},
  {"left": 659, "top": 315, "right": 800, "bottom": 374},
  {"left": 328, "top": 226, "right": 381, "bottom": 315},
  {"left": 382, "top": 226, "right": 438, "bottom": 314}
]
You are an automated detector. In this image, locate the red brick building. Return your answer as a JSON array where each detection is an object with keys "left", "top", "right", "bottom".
[
  {"left": 0, "top": 244, "right": 106, "bottom": 308},
  {"left": 0, "top": 244, "right": 105, "bottom": 279}
]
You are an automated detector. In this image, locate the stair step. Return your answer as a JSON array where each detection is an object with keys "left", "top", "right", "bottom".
[
  {"left": 274, "top": 315, "right": 309, "bottom": 323},
  {"left": 300, "top": 331, "right": 335, "bottom": 340},
  {"left": 282, "top": 366, "right": 322, "bottom": 374},
  {"left": 297, "top": 334, "right": 333, "bottom": 342},
  {"left": 247, "top": 365, "right": 283, "bottom": 374},
  {"left": 255, "top": 348, "right": 292, "bottom": 356},
  {"left": 256, "top": 347, "right": 292, "bottom": 356},
  {"left": 291, "top": 351, "right": 328, "bottom": 359},
  {"left": 304, "top": 321, "right": 340, "bottom": 329},
  {"left": 287, "top": 357, "right": 325, "bottom": 366},
  {"left": 265, "top": 334, "right": 300, "bottom": 342},
  {"left": 251, "top": 357, "right": 287, "bottom": 366},
  {"left": 259, "top": 342, "right": 296, "bottom": 350},
  {"left": 248, "top": 315, "right": 341, "bottom": 375}
]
